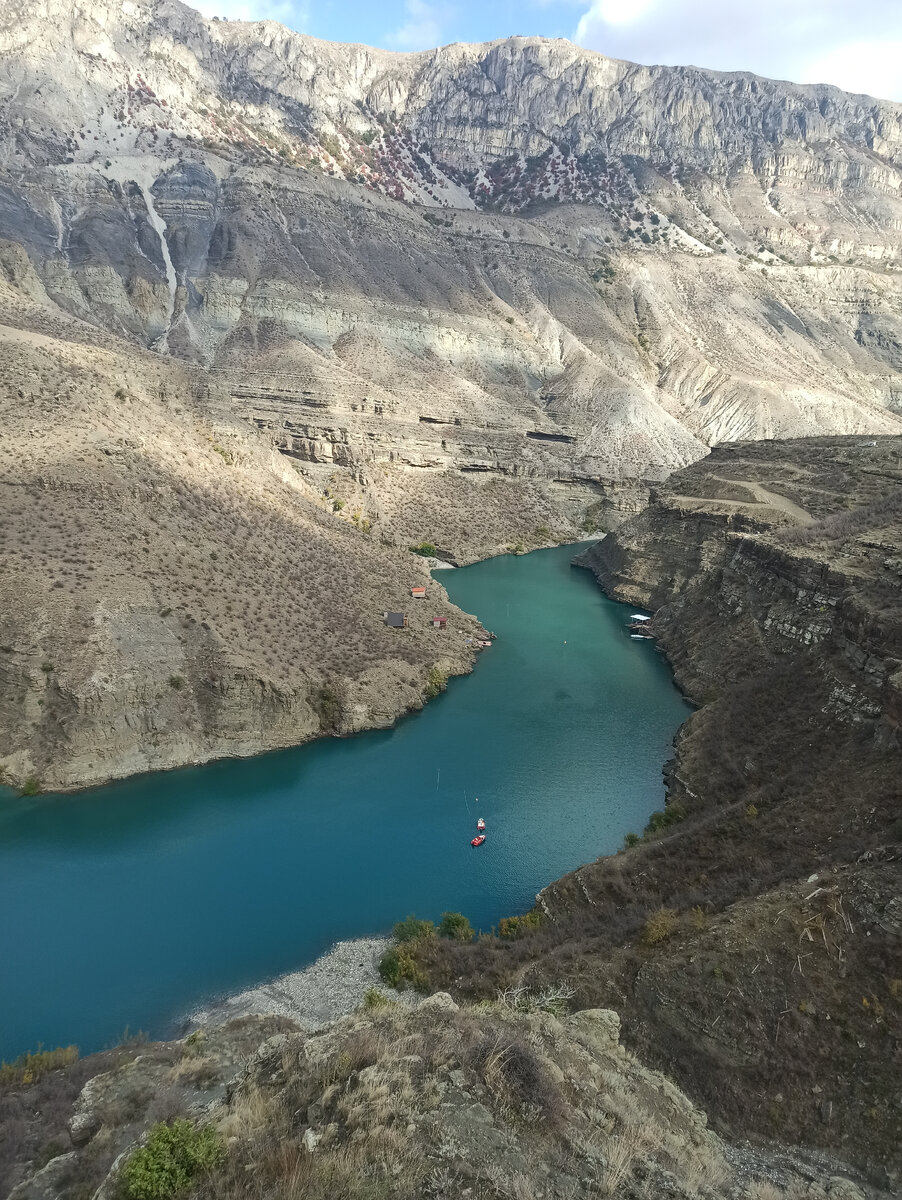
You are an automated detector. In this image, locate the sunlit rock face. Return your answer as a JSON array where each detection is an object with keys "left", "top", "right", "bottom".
[{"left": 2, "top": 0, "right": 902, "bottom": 787}]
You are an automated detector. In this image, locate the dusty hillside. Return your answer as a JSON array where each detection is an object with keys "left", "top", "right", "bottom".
[
  {"left": 1, "top": 0, "right": 902, "bottom": 501},
  {"left": 0, "top": 256, "right": 508, "bottom": 791},
  {"left": 1, "top": 993, "right": 889, "bottom": 1200},
  {"left": 402, "top": 438, "right": 902, "bottom": 1184},
  {"left": 3, "top": 1, "right": 902, "bottom": 784}
]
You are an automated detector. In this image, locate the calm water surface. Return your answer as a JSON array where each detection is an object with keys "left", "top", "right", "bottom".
[{"left": 0, "top": 544, "right": 690, "bottom": 1060}]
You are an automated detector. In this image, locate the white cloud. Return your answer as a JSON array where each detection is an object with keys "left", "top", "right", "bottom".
[
  {"left": 574, "top": 0, "right": 902, "bottom": 102},
  {"left": 195, "top": 0, "right": 306, "bottom": 25},
  {"left": 386, "top": 0, "right": 448, "bottom": 50},
  {"left": 801, "top": 38, "right": 902, "bottom": 100}
]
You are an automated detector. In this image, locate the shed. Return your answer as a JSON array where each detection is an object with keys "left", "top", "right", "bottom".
[
  {"left": 411, "top": 586, "right": 427, "bottom": 599},
  {"left": 384, "top": 611, "right": 408, "bottom": 628},
  {"left": 431, "top": 616, "right": 448, "bottom": 629}
]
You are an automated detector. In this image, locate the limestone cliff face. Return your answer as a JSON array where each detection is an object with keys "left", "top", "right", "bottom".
[
  {"left": 580, "top": 438, "right": 902, "bottom": 739},
  {"left": 4, "top": 2, "right": 902, "bottom": 788},
  {"left": 2, "top": 0, "right": 902, "bottom": 495}
]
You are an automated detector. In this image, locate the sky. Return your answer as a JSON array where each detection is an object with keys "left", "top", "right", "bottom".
[{"left": 194, "top": 0, "right": 902, "bottom": 103}]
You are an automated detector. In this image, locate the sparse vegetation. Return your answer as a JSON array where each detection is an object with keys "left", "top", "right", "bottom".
[
  {"left": 314, "top": 685, "right": 343, "bottom": 732},
  {"left": 361, "top": 986, "right": 391, "bottom": 1010},
  {"left": 0, "top": 1045, "right": 78, "bottom": 1086}
]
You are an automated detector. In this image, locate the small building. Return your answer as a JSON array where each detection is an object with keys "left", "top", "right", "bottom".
[
  {"left": 431, "top": 616, "right": 448, "bottom": 629},
  {"left": 384, "top": 611, "right": 408, "bottom": 628},
  {"left": 411, "top": 586, "right": 427, "bottom": 599}
]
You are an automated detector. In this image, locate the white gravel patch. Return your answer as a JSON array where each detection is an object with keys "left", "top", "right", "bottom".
[{"left": 185, "top": 938, "right": 413, "bottom": 1032}]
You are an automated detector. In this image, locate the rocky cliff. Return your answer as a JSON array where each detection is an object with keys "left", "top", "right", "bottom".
[
  {"left": 1, "top": 993, "right": 889, "bottom": 1200},
  {"left": 3, "top": 1, "right": 902, "bottom": 786},
  {"left": 408, "top": 437, "right": 902, "bottom": 1184}
]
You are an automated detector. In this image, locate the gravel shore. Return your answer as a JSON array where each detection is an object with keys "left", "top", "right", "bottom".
[{"left": 185, "top": 937, "right": 413, "bottom": 1032}]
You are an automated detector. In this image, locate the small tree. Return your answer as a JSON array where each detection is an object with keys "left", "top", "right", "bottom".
[
  {"left": 393, "top": 914, "right": 435, "bottom": 942},
  {"left": 438, "top": 911, "right": 474, "bottom": 941}
]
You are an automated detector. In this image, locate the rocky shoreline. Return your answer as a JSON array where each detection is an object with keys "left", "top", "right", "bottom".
[{"left": 184, "top": 937, "right": 416, "bottom": 1033}]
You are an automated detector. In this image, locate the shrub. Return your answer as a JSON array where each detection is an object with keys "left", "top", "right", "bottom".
[
  {"left": 642, "top": 908, "right": 679, "bottom": 946},
  {"left": 120, "top": 1120, "right": 223, "bottom": 1200},
  {"left": 20, "top": 775, "right": 40, "bottom": 797},
  {"left": 378, "top": 944, "right": 428, "bottom": 991},
  {"left": 411, "top": 541, "right": 437, "bottom": 557},
  {"left": 438, "top": 912, "right": 474, "bottom": 941},
  {"left": 361, "top": 986, "right": 390, "bottom": 1011},
  {"left": 315, "top": 686, "right": 343, "bottom": 732},
  {"left": 393, "top": 914, "right": 435, "bottom": 943},
  {"left": 0, "top": 1044, "right": 78, "bottom": 1086},
  {"left": 644, "top": 803, "right": 686, "bottom": 836},
  {"left": 168, "top": 676, "right": 184, "bottom": 690},
  {"left": 498, "top": 909, "right": 543, "bottom": 939},
  {"left": 623, "top": 831, "right": 640, "bottom": 848},
  {"left": 424, "top": 665, "right": 448, "bottom": 700}
]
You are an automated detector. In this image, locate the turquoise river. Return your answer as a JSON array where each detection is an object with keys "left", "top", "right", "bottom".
[{"left": 0, "top": 544, "right": 691, "bottom": 1061}]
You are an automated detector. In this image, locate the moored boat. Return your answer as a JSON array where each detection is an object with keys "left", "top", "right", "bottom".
[
  {"left": 471, "top": 834, "right": 486, "bottom": 847},
  {"left": 476, "top": 818, "right": 486, "bottom": 831}
]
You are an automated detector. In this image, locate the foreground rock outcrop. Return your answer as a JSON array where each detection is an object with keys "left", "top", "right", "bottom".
[
  {"left": 0, "top": 994, "right": 887, "bottom": 1200},
  {"left": 408, "top": 437, "right": 902, "bottom": 1184}
]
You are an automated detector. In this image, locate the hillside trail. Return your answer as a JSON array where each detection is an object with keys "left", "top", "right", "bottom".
[{"left": 676, "top": 475, "right": 816, "bottom": 525}]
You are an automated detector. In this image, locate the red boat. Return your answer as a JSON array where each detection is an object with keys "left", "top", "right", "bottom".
[
  {"left": 476, "top": 818, "right": 486, "bottom": 831},
  {"left": 471, "top": 834, "right": 486, "bottom": 847}
]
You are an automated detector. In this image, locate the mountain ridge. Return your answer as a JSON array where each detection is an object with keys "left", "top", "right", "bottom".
[{"left": 3, "top": 0, "right": 902, "bottom": 786}]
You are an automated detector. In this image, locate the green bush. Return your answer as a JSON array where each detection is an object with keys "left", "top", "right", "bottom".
[
  {"left": 20, "top": 775, "right": 40, "bottom": 797},
  {"left": 498, "top": 910, "right": 544, "bottom": 939},
  {"left": 378, "top": 944, "right": 429, "bottom": 991},
  {"left": 411, "top": 541, "right": 437, "bottom": 557},
  {"left": 438, "top": 911, "right": 474, "bottom": 941},
  {"left": 424, "top": 665, "right": 448, "bottom": 700},
  {"left": 361, "top": 986, "right": 390, "bottom": 1011},
  {"left": 643, "top": 803, "right": 686, "bottom": 836},
  {"left": 623, "top": 831, "right": 640, "bottom": 848},
  {"left": 168, "top": 676, "right": 184, "bottom": 691},
  {"left": 121, "top": 1120, "right": 223, "bottom": 1200},
  {"left": 393, "top": 914, "right": 435, "bottom": 943}
]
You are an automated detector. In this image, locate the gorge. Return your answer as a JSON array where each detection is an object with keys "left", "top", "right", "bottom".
[{"left": 1, "top": 3, "right": 901, "bottom": 1198}]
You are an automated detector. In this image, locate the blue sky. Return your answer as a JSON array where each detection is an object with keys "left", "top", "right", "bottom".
[{"left": 196, "top": 0, "right": 902, "bottom": 102}]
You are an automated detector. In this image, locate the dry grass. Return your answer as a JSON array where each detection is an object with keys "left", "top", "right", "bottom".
[
  {"left": 641, "top": 907, "right": 680, "bottom": 946},
  {"left": 0, "top": 310, "right": 481, "bottom": 787}
]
